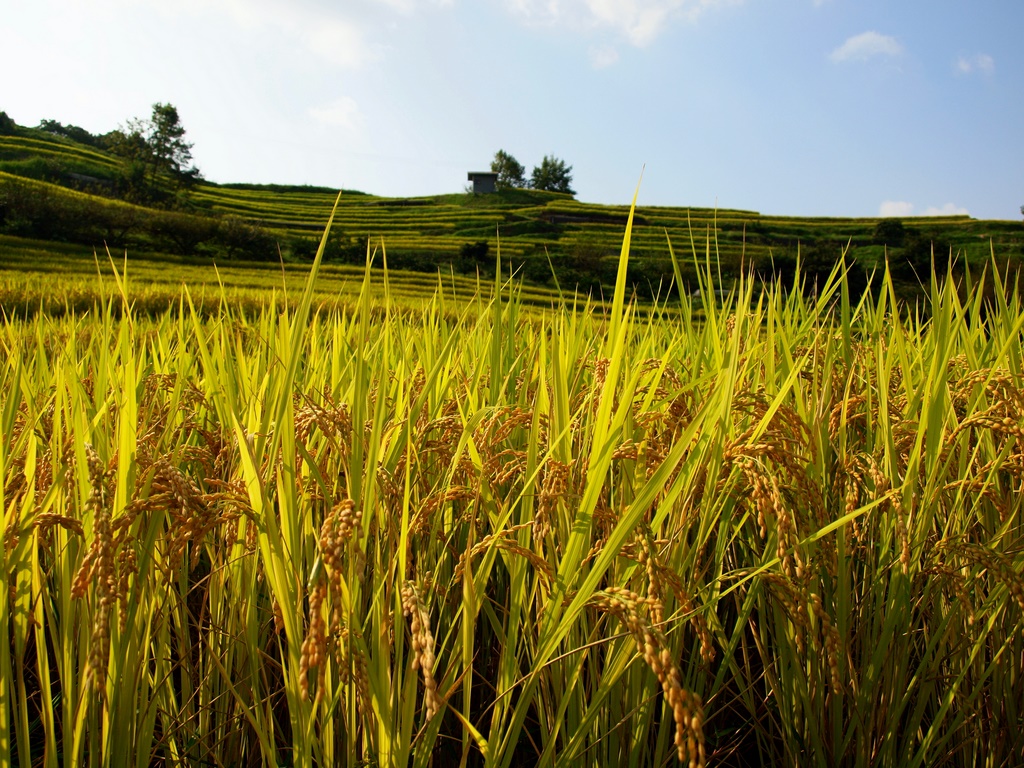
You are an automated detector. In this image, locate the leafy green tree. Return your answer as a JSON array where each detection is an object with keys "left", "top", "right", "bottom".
[
  {"left": 491, "top": 150, "right": 526, "bottom": 190},
  {"left": 149, "top": 209, "right": 218, "bottom": 254},
  {"left": 37, "top": 119, "right": 104, "bottom": 148},
  {"left": 107, "top": 127, "right": 155, "bottom": 203},
  {"left": 530, "top": 155, "right": 575, "bottom": 195},
  {"left": 107, "top": 103, "right": 201, "bottom": 203},
  {"left": 106, "top": 126, "right": 149, "bottom": 164},
  {"left": 873, "top": 218, "right": 906, "bottom": 247},
  {"left": 0, "top": 111, "right": 16, "bottom": 135},
  {"left": 147, "top": 103, "right": 197, "bottom": 182},
  {"left": 216, "top": 215, "right": 278, "bottom": 260}
]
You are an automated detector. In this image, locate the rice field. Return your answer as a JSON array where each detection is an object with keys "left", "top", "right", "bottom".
[
  {"left": 1, "top": 199, "right": 1023, "bottom": 767},
  {"left": 0, "top": 234, "right": 566, "bottom": 321}
]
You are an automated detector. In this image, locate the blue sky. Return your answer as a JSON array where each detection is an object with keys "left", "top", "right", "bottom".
[{"left": 3, "top": 0, "right": 1022, "bottom": 219}]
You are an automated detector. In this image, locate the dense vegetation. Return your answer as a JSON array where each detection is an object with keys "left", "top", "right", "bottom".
[{"left": 2, "top": 203, "right": 1023, "bottom": 766}]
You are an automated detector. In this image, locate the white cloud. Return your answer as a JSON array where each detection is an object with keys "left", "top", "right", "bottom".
[
  {"left": 879, "top": 201, "right": 915, "bottom": 218},
  {"left": 309, "top": 97, "right": 364, "bottom": 131},
  {"left": 506, "top": 0, "right": 740, "bottom": 47},
  {"left": 921, "top": 203, "right": 969, "bottom": 217},
  {"left": 370, "top": 0, "right": 454, "bottom": 12},
  {"left": 305, "top": 19, "right": 377, "bottom": 68},
  {"left": 956, "top": 53, "right": 994, "bottom": 75},
  {"left": 830, "top": 31, "right": 903, "bottom": 63},
  {"left": 879, "top": 201, "right": 969, "bottom": 218},
  {"left": 117, "top": 0, "right": 395, "bottom": 68}
]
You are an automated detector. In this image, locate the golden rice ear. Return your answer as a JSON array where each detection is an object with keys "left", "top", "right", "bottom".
[
  {"left": 401, "top": 581, "right": 441, "bottom": 720},
  {"left": 299, "top": 581, "right": 328, "bottom": 704},
  {"left": 591, "top": 588, "right": 706, "bottom": 767}
]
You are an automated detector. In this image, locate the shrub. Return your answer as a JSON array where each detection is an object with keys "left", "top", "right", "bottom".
[
  {"left": 873, "top": 218, "right": 906, "bottom": 247},
  {"left": 458, "top": 240, "right": 490, "bottom": 273},
  {"left": 215, "top": 215, "right": 279, "bottom": 260},
  {"left": 0, "top": 177, "right": 91, "bottom": 241},
  {"left": 148, "top": 209, "right": 219, "bottom": 255}
]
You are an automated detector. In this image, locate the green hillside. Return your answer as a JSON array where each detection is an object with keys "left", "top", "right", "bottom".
[{"left": 2, "top": 120, "right": 1023, "bottom": 305}]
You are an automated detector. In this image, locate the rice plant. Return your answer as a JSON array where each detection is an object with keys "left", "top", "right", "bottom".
[{"left": 1, "top": 195, "right": 1022, "bottom": 767}]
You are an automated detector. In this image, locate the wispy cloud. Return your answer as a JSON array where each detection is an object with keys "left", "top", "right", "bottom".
[
  {"left": 956, "top": 53, "right": 994, "bottom": 75},
  {"left": 228, "top": 1, "right": 453, "bottom": 67},
  {"left": 151, "top": 0, "right": 381, "bottom": 68},
  {"left": 589, "top": 44, "right": 620, "bottom": 68},
  {"left": 123, "top": 0, "right": 456, "bottom": 68},
  {"left": 506, "top": 0, "right": 741, "bottom": 47},
  {"left": 308, "top": 97, "right": 364, "bottom": 131},
  {"left": 879, "top": 201, "right": 969, "bottom": 218},
  {"left": 370, "top": 0, "right": 454, "bottom": 12},
  {"left": 830, "top": 31, "right": 903, "bottom": 63}
]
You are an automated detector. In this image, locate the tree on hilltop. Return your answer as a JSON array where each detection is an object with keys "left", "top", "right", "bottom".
[
  {"left": 147, "top": 103, "right": 198, "bottom": 181},
  {"left": 530, "top": 155, "right": 575, "bottom": 196},
  {"left": 491, "top": 149, "right": 527, "bottom": 190},
  {"left": 108, "top": 102, "right": 201, "bottom": 202},
  {"left": 0, "top": 111, "right": 16, "bottom": 135}
]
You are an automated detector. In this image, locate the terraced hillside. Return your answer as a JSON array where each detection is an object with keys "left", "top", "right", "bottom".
[
  {"left": 188, "top": 182, "right": 1024, "bottom": 285},
  {"left": 2, "top": 127, "right": 1023, "bottom": 302}
]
